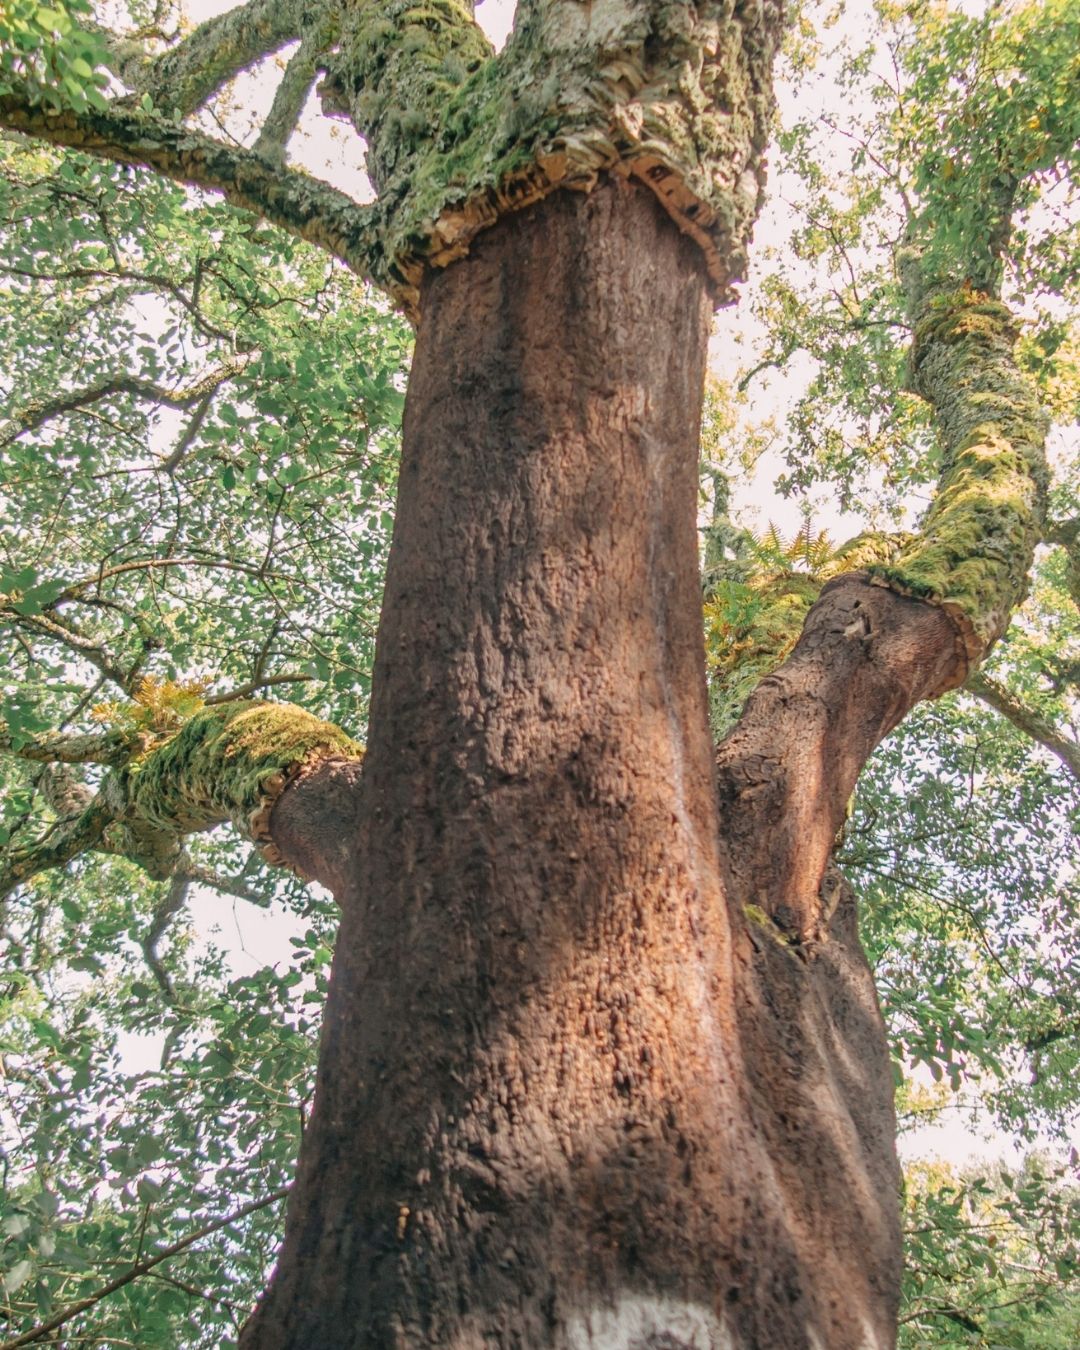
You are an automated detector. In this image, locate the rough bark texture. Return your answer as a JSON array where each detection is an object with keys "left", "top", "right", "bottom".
[
  {"left": 714, "top": 572, "right": 967, "bottom": 943},
  {"left": 323, "top": 0, "right": 781, "bottom": 313},
  {"left": 241, "top": 181, "right": 905, "bottom": 1350}
]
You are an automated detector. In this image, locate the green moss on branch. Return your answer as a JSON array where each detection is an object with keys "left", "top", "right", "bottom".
[
  {"left": 868, "top": 286, "right": 1048, "bottom": 671},
  {"left": 706, "top": 533, "right": 913, "bottom": 736},
  {"left": 326, "top": 0, "right": 783, "bottom": 314},
  {"left": 124, "top": 700, "right": 359, "bottom": 838}
]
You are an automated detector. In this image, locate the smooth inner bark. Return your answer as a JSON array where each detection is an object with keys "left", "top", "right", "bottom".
[{"left": 244, "top": 181, "right": 903, "bottom": 1350}]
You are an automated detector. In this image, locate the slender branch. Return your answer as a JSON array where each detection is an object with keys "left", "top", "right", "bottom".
[
  {"left": 0, "top": 94, "right": 379, "bottom": 279},
  {"left": 141, "top": 870, "right": 190, "bottom": 999},
  {"left": 897, "top": 1306, "right": 983, "bottom": 1334},
  {"left": 162, "top": 391, "right": 213, "bottom": 473},
  {"left": 0, "top": 1187, "right": 290, "bottom": 1350},
  {"left": 0, "top": 262, "right": 237, "bottom": 343},
  {"left": 55, "top": 556, "right": 316, "bottom": 603},
  {"left": 177, "top": 861, "right": 274, "bottom": 907},
  {"left": 0, "top": 358, "right": 251, "bottom": 447},
  {"left": 2, "top": 608, "right": 132, "bottom": 690},
  {"left": 252, "top": 34, "right": 323, "bottom": 167},
  {"left": 204, "top": 672, "right": 313, "bottom": 704},
  {"left": 966, "top": 670, "right": 1080, "bottom": 782}
]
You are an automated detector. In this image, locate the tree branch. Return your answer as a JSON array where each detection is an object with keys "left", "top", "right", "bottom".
[
  {"left": 0, "top": 1187, "right": 290, "bottom": 1350},
  {"left": 874, "top": 264, "right": 1049, "bottom": 671},
  {"left": 0, "top": 94, "right": 379, "bottom": 280},
  {"left": 2, "top": 607, "right": 133, "bottom": 691},
  {"left": 141, "top": 869, "right": 190, "bottom": 1000},
  {"left": 0, "top": 729, "right": 125, "bottom": 765},
  {"left": 177, "top": 860, "right": 275, "bottom": 907},
  {"left": 966, "top": 670, "right": 1080, "bottom": 782},
  {"left": 3, "top": 702, "right": 361, "bottom": 899},
  {"left": 0, "top": 261, "right": 237, "bottom": 344},
  {"left": 203, "top": 672, "right": 313, "bottom": 704},
  {"left": 95, "top": 0, "right": 304, "bottom": 117},
  {"left": 252, "top": 34, "right": 323, "bottom": 168},
  {"left": 1045, "top": 516, "right": 1080, "bottom": 611},
  {"left": 716, "top": 573, "right": 964, "bottom": 940},
  {"left": 0, "top": 793, "right": 117, "bottom": 904},
  {"left": 0, "top": 357, "right": 251, "bottom": 447}
]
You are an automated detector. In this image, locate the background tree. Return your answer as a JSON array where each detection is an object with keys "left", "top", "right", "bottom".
[{"left": 0, "top": 0, "right": 1076, "bottom": 1347}]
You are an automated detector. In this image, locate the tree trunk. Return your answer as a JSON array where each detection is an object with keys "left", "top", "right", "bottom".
[{"left": 242, "top": 180, "right": 902, "bottom": 1350}]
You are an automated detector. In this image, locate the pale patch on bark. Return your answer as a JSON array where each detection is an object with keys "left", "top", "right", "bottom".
[
  {"left": 804, "top": 1316, "right": 893, "bottom": 1350},
  {"left": 565, "top": 1293, "right": 732, "bottom": 1349}
]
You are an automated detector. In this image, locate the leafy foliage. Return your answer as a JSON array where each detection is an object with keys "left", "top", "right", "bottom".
[
  {"left": 901, "top": 1157, "right": 1080, "bottom": 1348},
  {"left": 0, "top": 130, "right": 407, "bottom": 1343},
  {"left": 0, "top": 0, "right": 109, "bottom": 112}
]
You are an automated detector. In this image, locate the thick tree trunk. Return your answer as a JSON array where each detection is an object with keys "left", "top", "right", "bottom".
[{"left": 242, "top": 181, "right": 902, "bottom": 1350}]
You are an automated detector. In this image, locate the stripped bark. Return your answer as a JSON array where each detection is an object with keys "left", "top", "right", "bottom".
[{"left": 241, "top": 179, "right": 903, "bottom": 1350}]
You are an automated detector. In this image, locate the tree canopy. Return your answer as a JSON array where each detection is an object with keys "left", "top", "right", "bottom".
[{"left": 0, "top": 0, "right": 1077, "bottom": 1345}]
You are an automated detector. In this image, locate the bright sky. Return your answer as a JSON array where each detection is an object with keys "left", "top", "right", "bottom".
[{"left": 159, "top": 0, "right": 1067, "bottom": 1173}]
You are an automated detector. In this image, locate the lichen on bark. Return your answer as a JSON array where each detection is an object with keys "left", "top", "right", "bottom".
[
  {"left": 111, "top": 701, "right": 361, "bottom": 876},
  {"left": 868, "top": 280, "right": 1049, "bottom": 674},
  {"left": 325, "top": 0, "right": 782, "bottom": 313}
]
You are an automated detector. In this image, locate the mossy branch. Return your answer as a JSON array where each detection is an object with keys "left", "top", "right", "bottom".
[
  {"left": 120, "top": 700, "right": 360, "bottom": 849},
  {"left": 0, "top": 729, "right": 126, "bottom": 765},
  {"left": 0, "top": 794, "right": 117, "bottom": 905},
  {"left": 320, "top": 0, "right": 781, "bottom": 314},
  {"left": 0, "top": 701, "right": 362, "bottom": 902},
  {"left": 92, "top": 0, "right": 305, "bottom": 117},
  {"left": 871, "top": 266, "right": 1050, "bottom": 677},
  {"left": 252, "top": 30, "right": 325, "bottom": 167},
  {"left": 0, "top": 93, "right": 380, "bottom": 281},
  {"left": 706, "top": 531, "right": 914, "bottom": 738}
]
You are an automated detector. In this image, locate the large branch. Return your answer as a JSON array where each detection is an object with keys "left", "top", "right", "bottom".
[
  {"left": 715, "top": 574, "right": 963, "bottom": 942},
  {"left": 871, "top": 266, "right": 1050, "bottom": 669},
  {"left": 316, "top": 0, "right": 780, "bottom": 315},
  {"left": 97, "top": 0, "right": 305, "bottom": 117},
  {"left": 0, "top": 94, "right": 379, "bottom": 279},
  {"left": 715, "top": 277, "right": 1047, "bottom": 937},
  {"left": 0, "top": 701, "right": 363, "bottom": 902}
]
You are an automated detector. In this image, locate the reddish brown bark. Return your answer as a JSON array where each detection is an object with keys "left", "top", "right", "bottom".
[
  {"left": 268, "top": 755, "right": 365, "bottom": 893},
  {"left": 715, "top": 572, "right": 967, "bottom": 944},
  {"left": 244, "top": 182, "right": 924, "bottom": 1349}
]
